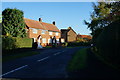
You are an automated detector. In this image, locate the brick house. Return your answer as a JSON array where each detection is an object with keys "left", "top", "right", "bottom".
[
  {"left": 24, "top": 18, "right": 61, "bottom": 47},
  {"left": 77, "top": 34, "right": 92, "bottom": 41},
  {"left": 61, "top": 27, "right": 77, "bottom": 42}
]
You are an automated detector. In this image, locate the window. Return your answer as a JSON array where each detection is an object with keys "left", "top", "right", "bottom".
[
  {"left": 56, "top": 32, "right": 59, "bottom": 36},
  {"left": 49, "top": 31, "right": 52, "bottom": 35},
  {"left": 61, "top": 39, "right": 65, "bottom": 43},
  {"left": 56, "top": 39, "right": 59, "bottom": 43},
  {"left": 41, "top": 30, "right": 46, "bottom": 34},
  {"left": 32, "top": 29, "right": 37, "bottom": 34},
  {"left": 42, "top": 38, "right": 46, "bottom": 43}
]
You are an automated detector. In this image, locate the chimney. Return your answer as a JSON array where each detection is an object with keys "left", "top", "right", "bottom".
[
  {"left": 39, "top": 18, "right": 42, "bottom": 22},
  {"left": 53, "top": 21, "right": 55, "bottom": 25}
]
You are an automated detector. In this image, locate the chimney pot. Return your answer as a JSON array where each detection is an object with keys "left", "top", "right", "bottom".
[
  {"left": 53, "top": 21, "right": 55, "bottom": 25},
  {"left": 39, "top": 18, "right": 42, "bottom": 22}
]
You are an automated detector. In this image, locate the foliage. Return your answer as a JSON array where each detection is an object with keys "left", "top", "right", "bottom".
[
  {"left": 96, "top": 20, "right": 120, "bottom": 69},
  {"left": 2, "top": 36, "right": 18, "bottom": 50},
  {"left": 67, "top": 42, "right": 91, "bottom": 47},
  {"left": 84, "top": 2, "right": 111, "bottom": 34},
  {"left": 2, "top": 36, "right": 33, "bottom": 50},
  {"left": 2, "top": 8, "right": 26, "bottom": 37},
  {"left": 15, "top": 37, "right": 33, "bottom": 48},
  {"left": 84, "top": 1, "right": 120, "bottom": 43},
  {"left": 0, "top": 14, "right": 2, "bottom": 23}
]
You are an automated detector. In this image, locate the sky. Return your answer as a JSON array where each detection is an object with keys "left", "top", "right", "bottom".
[
  {"left": 2, "top": 2, "right": 94, "bottom": 35},
  {"left": 2, "top": 0, "right": 99, "bottom": 2}
]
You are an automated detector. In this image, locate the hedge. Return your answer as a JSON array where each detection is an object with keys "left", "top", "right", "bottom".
[
  {"left": 96, "top": 20, "right": 120, "bottom": 68},
  {"left": 15, "top": 37, "right": 33, "bottom": 48},
  {"left": 2, "top": 36, "right": 33, "bottom": 50}
]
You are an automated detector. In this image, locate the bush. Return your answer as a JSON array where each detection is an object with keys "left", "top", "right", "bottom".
[
  {"left": 2, "top": 36, "right": 18, "bottom": 50},
  {"left": 96, "top": 20, "right": 120, "bottom": 68},
  {"left": 15, "top": 37, "right": 33, "bottom": 48},
  {"left": 67, "top": 42, "right": 91, "bottom": 47},
  {"left": 2, "top": 36, "right": 33, "bottom": 50}
]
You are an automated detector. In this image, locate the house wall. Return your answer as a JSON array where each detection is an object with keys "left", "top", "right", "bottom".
[
  {"left": 27, "top": 28, "right": 61, "bottom": 47},
  {"left": 61, "top": 30, "right": 68, "bottom": 42},
  {"left": 67, "top": 29, "right": 77, "bottom": 42}
]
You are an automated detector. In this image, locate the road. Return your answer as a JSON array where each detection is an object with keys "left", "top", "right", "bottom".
[{"left": 2, "top": 47, "right": 83, "bottom": 79}]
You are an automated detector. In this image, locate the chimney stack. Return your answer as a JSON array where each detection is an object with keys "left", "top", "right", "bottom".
[
  {"left": 53, "top": 21, "right": 55, "bottom": 25},
  {"left": 39, "top": 18, "right": 42, "bottom": 22}
]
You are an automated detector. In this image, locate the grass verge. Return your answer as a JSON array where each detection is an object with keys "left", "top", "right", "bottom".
[
  {"left": 3, "top": 51, "right": 40, "bottom": 62},
  {"left": 67, "top": 48, "right": 88, "bottom": 72}
]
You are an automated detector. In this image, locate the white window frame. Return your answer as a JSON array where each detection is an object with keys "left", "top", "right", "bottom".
[
  {"left": 32, "top": 28, "right": 37, "bottom": 34},
  {"left": 61, "top": 39, "right": 65, "bottom": 43},
  {"left": 42, "top": 38, "right": 46, "bottom": 43},
  {"left": 56, "top": 32, "right": 59, "bottom": 36},
  {"left": 41, "top": 30, "right": 46, "bottom": 34},
  {"left": 49, "top": 31, "right": 52, "bottom": 35},
  {"left": 56, "top": 39, "right": 59, "bottom": 43}
]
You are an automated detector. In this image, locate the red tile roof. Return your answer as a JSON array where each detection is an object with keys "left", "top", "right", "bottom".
[
  {"left": 24, "top": 18, "right": 45, "bottom": 30},
  {"left": 77, "top": 35, "right": 92, "bottom": 39},
  {"left": 41, "top": 22, "right": 60, "bottom": 32},
  {"left": 24, "top": 18, "right": 60, "bottom": 32}
]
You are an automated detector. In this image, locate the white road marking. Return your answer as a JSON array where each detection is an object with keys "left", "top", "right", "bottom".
[
  {"left": 53, "top": 52, "right": 61, "bottom": 55},
  {"left": 37, "top": 56, "right": 50, "bottom": 62},
  {"left": 0, "top": 65, "right": 28, "bottom": 77}
]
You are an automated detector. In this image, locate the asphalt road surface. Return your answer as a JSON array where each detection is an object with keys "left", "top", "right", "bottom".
[{"left": 2, "top": 47, "right": 83, "bottom": 79}]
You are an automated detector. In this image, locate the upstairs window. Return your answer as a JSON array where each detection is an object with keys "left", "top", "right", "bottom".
[
  {"left": 41, "top": 30, "right": 46, "bottom": 34},
  {"left": 49, "top": 31, "right": 52, "bottom": 35},
  {"left": 56, "top": 32, "right": 59, "bottom": 36},
  {"left": 32, "top": 28, "right": 37, "bottom": 34}
]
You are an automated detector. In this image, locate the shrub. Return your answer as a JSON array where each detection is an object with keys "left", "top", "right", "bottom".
[
  {"left": 67, "top": 42, "right": 91, "bottom": 47},
  {"left": 2, "top": 36, "right": 33, "bottom": 50},
  {"left": 15, "top": 37, "right": 33, "bottom": 48},
  {"left": 96, "top": 20, "right": 120, "bottom": 68},
  {"left": 2, "top": 36, "right": 18, "bottom": 50}
]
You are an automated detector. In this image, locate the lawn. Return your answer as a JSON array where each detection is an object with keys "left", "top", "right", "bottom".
[{"left": 67, "top": 48, "right": 88, "bottom": 72}]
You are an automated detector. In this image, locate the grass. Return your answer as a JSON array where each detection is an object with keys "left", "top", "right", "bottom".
[
  {"left": 67, "top": 48, "right": 88, "bottom": 72},
  {"left": 3, "top": 51, "right": 40, "bottom": 62}
]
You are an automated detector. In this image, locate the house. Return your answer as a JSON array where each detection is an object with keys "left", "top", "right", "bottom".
[
  {"left": 77, "top": 34, "right": 92, "bottom": 42},
  {"left": 61, "top": 27, "right": 77, "bottom": 42},
  {"left": 24, "top": 18, "right": 61, "bottom": 47}
]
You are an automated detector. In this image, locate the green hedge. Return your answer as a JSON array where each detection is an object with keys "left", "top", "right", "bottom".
[
  {"left": 2, "top": 36, "right": 18, "bottom": 50},
  {"left": 2, "top": 36, "right": 33, "bottom": 50},
  {"left": 67, "top": 42, "right": 91, "bottom": 47},
  {"left": 96, "top": 20, "right": 120, "bottom": 68},
  {"left": 15, "top": 37, "right": 33, "bottom": 48}
]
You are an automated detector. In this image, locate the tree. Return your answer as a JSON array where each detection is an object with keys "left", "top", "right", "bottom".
[
  {"left": 2, "top": 8, "right": 26, "bottom": 37},
  {"left": 84, "top": 1, "right": 120, "bottom": 42},
  {"left": 84, "top": 2, "right": 111, "bottom": 35}
]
